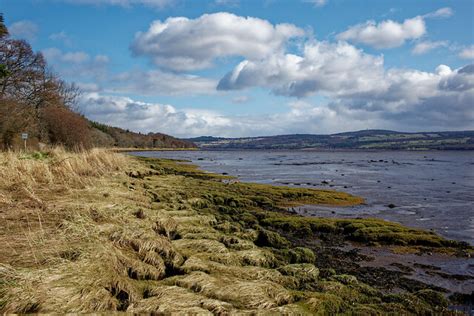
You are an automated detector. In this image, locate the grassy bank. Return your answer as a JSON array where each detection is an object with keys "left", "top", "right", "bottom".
[{"left": 0, "top": 149, "right": 470, "bottom": 314}]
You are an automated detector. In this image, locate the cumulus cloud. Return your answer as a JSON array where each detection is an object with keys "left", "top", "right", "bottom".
[
  {"left": 216, "top": 36, "right": 473, "bottom": 132},
  {"left": 79, "top": 93, "right": 343, "bottom": 137},
  {"left": 218, "top": 41, "right": 385, "bottom": 98},
  {"left": 412, "top": 40, "right": 448, "bottom": 55},
  {"left": 130, "top": 12, "right": 304, "bottom": 71},
  {"left": 79, "top": 83, "right": 473, "bottom": 138},
  {"left": 79, "top": 93, "right": 236, "bottom": 136},
  {"left": 110, "top": 70, "right": 217, "bottom": 95},
  {"left": 9, "top": 20, "right": 39, "bottom": 41},
  {"left": 61, "top": 0, "right": 175, "bottom": 9},
  {"left": 336, "top": 16, "right": 425, "bottom": 49},
  {"left": 459, "top": 45, "right": 474, "bottom": 60}
]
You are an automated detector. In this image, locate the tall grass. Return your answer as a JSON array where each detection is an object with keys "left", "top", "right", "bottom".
[{"left": 0, "top": 148, "right": 128, "bottom": 205}]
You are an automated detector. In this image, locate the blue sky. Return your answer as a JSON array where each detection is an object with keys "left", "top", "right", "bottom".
[{"left": 1, "top": 0, "right": 473, "bottom": 137}]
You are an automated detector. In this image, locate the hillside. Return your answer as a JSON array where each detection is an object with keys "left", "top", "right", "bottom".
[
  {"left": 186, "top": 130, "right": 474, "bottom": 150},
  {"left": 89, "top": 121, "right": 196, "bottom": 149}
]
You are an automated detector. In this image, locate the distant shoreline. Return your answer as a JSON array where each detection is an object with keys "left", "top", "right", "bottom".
[
  {"left": 112, "top": 147, "right": 199, "bottom": 152},
  {"left": 122, "top": 147, "right": 474, "bottom": 153}
]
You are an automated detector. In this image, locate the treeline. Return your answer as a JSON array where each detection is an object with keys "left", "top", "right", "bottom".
[
  {"left": 90, "top": 121, "right": 196, "bottom": 148},
  {"left": 0, "top": 14, "right": 195, "bottom": 150}
]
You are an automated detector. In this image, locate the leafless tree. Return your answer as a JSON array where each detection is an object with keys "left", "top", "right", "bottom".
[{"left": 0, "top": 14, "right": 7, "bottom": 39}]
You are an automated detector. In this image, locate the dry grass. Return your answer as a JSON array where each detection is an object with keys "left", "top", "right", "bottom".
[{"left": 0, "top": 150, "right": 454, "bottom": 314}]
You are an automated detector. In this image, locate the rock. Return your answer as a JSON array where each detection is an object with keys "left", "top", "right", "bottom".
[{"left": 387, "top": 204, "right": 396, "bottom": 208}]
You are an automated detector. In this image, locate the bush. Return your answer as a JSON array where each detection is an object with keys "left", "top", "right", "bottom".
[{"left": 41, "top": 106, "right": 91, "bottom": 149}]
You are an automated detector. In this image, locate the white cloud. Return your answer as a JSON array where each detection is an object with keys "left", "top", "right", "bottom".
[
  {"left": 80, "top": 80, "right": 474, "bottom": 138},
  {"left": 214, "top": 0, "right": 239, "bottom": 7},
  {"left": 76, "top": 82, "right": 101, "bottom": 92},
  {"left": 303, "top": 0, "right": 327, "bottom": 7},
  {"left": 49, "top": 31, "right": 72, "bottom": 46},
  {"left": 62, "top": 0, "right": 174, "bottom": 9},
  {"left": 218, "top": 41, "right": 385, "bottom": 98},
  {"left": 131, "top": 12, "right": 304, "bottom": 71},
  {"left": 80, "top": 93, "right": 235, "bottom": 137},
  {"left": 42, "top": 48, "right": 95, "bottom": 64},
  {"left": 42, "top": 48, "right": 109, "bottom": 79},
  {"left": 9, "top": 20, "right": 39, "bottom": 41},
  {"left": 110, "top": 70, "right": 217, "bottom": 95},
  {"left": 336, "top": 7, "right": 454, "bottom": 49},
  {"left": 217, "top": 38, "right": 474, "bottom": 132},
  {"left": 423, "top": 7, "right": 454, "bottom": 19},
  {"left": 336, "top": 16, "right": 425, "bottom": 49},
  {"left": 231, "top": 95, "right": 249, "bottom": 103},
  {"left": 459, "top": 45, "right": 474, "bottom": 60},
  {"left": 412, "top": 40, "right": 448, "bottom": 55}
]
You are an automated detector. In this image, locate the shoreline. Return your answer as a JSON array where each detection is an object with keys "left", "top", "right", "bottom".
[
  {"left": 1, "top": 149, "right": 473, "bottom": 313},
  {"left": 131, "top": 149, "right": 474, "bottom": 246},
  {"left": 112, "top": 147, "right": 199, "bottom": 152}
]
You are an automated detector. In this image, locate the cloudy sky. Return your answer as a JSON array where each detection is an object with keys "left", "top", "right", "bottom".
[{"left": 2, "top": 0, "right": 473, "bottom": 137}]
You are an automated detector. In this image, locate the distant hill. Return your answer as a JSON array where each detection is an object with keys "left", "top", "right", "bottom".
[
  {"left": 185, "top": 130, "right": 474, "bottom": 150},
  {"left": 89, "top": 121, "right": 196, "bottom": 149}
]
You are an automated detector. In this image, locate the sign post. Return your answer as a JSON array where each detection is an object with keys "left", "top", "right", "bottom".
[{"left": 21, "top": 133, "right": 28, "bottom": 151}]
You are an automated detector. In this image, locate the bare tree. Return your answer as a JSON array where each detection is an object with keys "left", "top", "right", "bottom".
[
  {"left": 0, "top": 14, "right": 7, "bottom": 39},
  {"left": 0, "top": 39, "right": 47, "bottom": 104},
  {"left": 0, "top": 99, "right": 37, "bottom": 149},
  {"left": 0, "top": 13, "right": 88, "bottom": 150},
  {"left": 0, "top": 14, "right": 9, "bottom": 79},
  {"left": 41, "top": 105, "right": 91, "bottom": 149}
]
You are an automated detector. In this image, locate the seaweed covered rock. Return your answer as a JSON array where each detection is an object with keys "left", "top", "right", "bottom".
[{"left": 255, "top": 228, "right": 291, "bottom": 249}]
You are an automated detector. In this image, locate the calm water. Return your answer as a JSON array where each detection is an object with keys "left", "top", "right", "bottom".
[{"left": 131, "top": 150, "right": 474, "bottom": 245}]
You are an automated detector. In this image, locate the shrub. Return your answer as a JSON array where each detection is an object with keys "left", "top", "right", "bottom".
[{"left": 41, "top": 106, "right": 91, "bottom": 149}]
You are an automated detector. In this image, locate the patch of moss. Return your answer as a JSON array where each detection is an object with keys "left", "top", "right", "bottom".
[
  {"left": 276, "top": 247, "right": 316, "bottom": 264},
  {"left": 19, "top": 151, "right": 50, "bottom": 161},
  {"left": 255, "top": 228, "right": 291, "bottom": 249}
]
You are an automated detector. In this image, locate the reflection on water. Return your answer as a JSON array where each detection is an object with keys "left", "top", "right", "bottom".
[{"left": 130, "top": 150, "right": 474, "bottom": 245}]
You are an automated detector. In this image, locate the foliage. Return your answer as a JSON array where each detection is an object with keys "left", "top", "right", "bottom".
[
  {"left": 89, "top": 121, "right": 196, "bottom": 149},
  {"left": 41, "top": 106, "right": 92, "bottom": 149}
]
